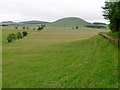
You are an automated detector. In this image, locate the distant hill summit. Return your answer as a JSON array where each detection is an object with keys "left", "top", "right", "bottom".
[
  {"left": 0, "top": 20, "right": 49, "bottom": 26},
  {"left": 1, "top": 21, "right": 18, "bottom": 26},
  {"left": 20, "top": 20, "right": 49, "bottom": 24},
  {"left": 1, "top": 21, "right": 14, "bottom": 23},
  {"left": 48, "top": 17, "right": 91, "bottom": 27}
]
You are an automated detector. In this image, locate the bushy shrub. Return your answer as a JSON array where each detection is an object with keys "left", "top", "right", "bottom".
[
  {"left": 7, "top": 34, "right": 16, "bottom": 43},
  {"left": 7, "top": 34, "right": 13, "bottom": 43},
  {"left": 7, "top": 31, "right": 28, "bottom": 43},
  {"left": 22, "top": 31, "right": 28, "bottom": 37},
  {"left": 37, "top": 27, "right": 43, "bottom": 30},
  {"left": 108, "top": 31, "right": 120, "bottom": 38},
  {"left": 16, "top": 32, "right": 23, "bottom": 39},
  {"left": 37, "top": 25, "right": 46, "bottom": 31},
  {"left": 15, "top": 27, "right": 18, "bottom": 29},
  {"left": 10, "top": 33, "right": 16, "bottom": 40}
]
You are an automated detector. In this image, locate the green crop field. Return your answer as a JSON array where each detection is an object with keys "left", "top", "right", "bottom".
[{"left": 2, "top": 26, "right": 118, "bottom": 88}]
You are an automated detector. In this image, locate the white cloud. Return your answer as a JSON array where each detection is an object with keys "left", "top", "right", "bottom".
[{"left": 0, "top": 0, "right": 107, "bottom": 23}]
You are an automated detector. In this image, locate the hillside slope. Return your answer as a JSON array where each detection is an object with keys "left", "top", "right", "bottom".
[
  {"left": 48, "top": 17, "right": 91, "bottom": 27},
  {"left": 19, "top": 20, "right": 49, "bottom": 24}
]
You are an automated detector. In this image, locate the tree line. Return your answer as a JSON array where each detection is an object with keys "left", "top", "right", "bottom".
[
  {"left": 7, "top": 31, "right": 28, "bottom": 43},
  {"left": 7, "top": 24, "right": 46, "bottom": 43},
  {"left": 102, "top": 1, "right": 120, "bottom": 32},
  {"left": 14, "top": 24, "right": 46, "bottom": 31}
]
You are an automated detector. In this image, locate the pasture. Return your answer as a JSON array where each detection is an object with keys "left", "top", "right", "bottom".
[
  {"left": 2, "top": 26, "right": 118, "bottom": 88},
  {"left": 0, "top": 27, "right": 2, "bottom": 89}
]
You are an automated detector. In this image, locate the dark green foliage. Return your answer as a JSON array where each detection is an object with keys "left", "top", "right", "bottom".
[
  {"left": 7, "top": 34, "right": 13, "bottom": 43},
  {"left": 85, "top": 25, "right": 106, "bottom": 29},
  {"left": 1, "top": 24, "right": 8, "bottom": 26},
  {"left": 7, "top": 31, "right": 28, "bottom": 43},
  {"left": 22, "top": 31, "right": 28, "bottom": 37},
  {"left": 103, "top": 1, "right": 120, "bottom": 32},
  {"left": 16, "top": 32, "right": 23, "bottom": 39},
  {"left": 15, "top": 27, "right": 18, "bottom": 29},
  {"left": 41, "top": 24, "right": 46, "bottom": 28},
  {"left": 7, "top": 34, "right": 16, "bottom": 43},
  {"left": 10, "top": 33, "right": 16, "bottom": 40},
  {"left": 37, "top": 25, "right": 46, "bottom": 30},
  {"left": 37, "top": 27, "right": 43, "bottom": 30},
  {"left": 72, "top": 26, "right": 79, "bottom": 30},
  {"left": 93, "top": 22, "right": 107, "bottom": 25},
  {"left": 76, "top": 26, "right": 79, "bottom": 29},
  {"left": 108, "top": 31, "right": 120, "bottom": 38}
]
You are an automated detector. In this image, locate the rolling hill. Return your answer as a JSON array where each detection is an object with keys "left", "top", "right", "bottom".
[
  {"left": 47, "top": 17, "right": 91, "bottom": 27},
  {"left": 1, "top": 21, "right": 18, "bottom": 26},
  {"left": 19, "top": 20, "right": 49, "bottom": 24}
]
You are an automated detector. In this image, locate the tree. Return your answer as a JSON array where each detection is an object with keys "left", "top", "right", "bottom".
[
  {"left": 102, "top": 1, "right": 120, "bottom": 32},
  {"left": 16, "top": 32, "right": 23, "bottom": 39},
  {"left": 37, "top": 27, "right": 43, "bottom": 30},
  {"left": 7, "top": 34, "right": 14, "bottom": 42},
  {"left": 15, "top": 27, "right": 18, "bottom": 29},
  {"left": 22, "top": 27, "right": 26, "bottom": 30},
  {"left": 7, "top": 33, "right": 16, "bottom": 43},
  {"left": 22, "top": 31, "right": 28, "bottom": 37},
  {"left": 41, "top": 25, "right": 46, "bottom": 28},
  {"left": 76, "top": 26, "right": 79, "bottom": 29},
  {"left": 37, "top": 25, "right": 46, "bottom": 31}
]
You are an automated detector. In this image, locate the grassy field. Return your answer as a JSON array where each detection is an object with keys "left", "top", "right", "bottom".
[
  {"left": 2, "top": 27, "right": 118, "bottom": 88},
  {"left": 0, "top": 26, "right": 2, "bottom": 89}
]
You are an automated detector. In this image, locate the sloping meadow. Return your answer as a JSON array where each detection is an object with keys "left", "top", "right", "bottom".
[{"left": 2, "top": 27, "right": 118, "bottom": 88}]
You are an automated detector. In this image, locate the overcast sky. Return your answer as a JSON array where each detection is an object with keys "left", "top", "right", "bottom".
[{"left": 0, "top": 0, "right": 108, "bottom": 23}]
